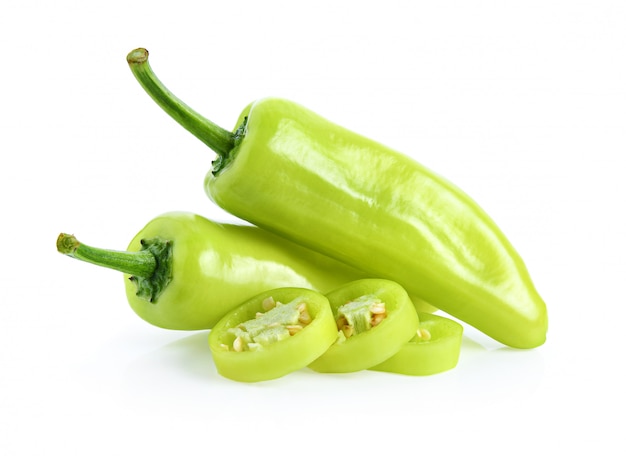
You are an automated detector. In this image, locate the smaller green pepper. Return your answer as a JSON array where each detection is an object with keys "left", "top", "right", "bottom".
[
  {"left": 56, "top": 211, "right": 372, "bottom": 330},
  {"left": 370, "top": 313, "right": 464, "bottom": 376},
  {"left": 208, "top": 287, "right": 337, "bottom": 382},
  {"left": 308, "top": 279, "right": 419, "bottom": 373}
]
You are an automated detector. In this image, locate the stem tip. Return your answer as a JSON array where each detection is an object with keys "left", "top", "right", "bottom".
[
  {"left": 127, "top": 48, "right": 149, "bottom": 65},
  {"left": 57, "top": 233, "right": 80, "bottom": 255}
]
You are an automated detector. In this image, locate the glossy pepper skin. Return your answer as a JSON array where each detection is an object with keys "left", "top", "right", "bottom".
[
  {"left": 127, "top": 49, "right": 548, "bottom": 348},
  {"left": 57, "top": 212, "right": 375, "bottom": 330}
]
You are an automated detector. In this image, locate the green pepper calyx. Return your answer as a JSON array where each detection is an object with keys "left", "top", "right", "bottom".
[
  {"left": 211, "top": 116, "right": 248, "bottom": 175},
  {"left": 129, "top": 237, "right": 173, "bottom": 303}
]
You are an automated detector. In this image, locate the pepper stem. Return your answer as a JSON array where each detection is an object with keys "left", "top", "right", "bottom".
[
  {"left": 57, "top": 233, "right": 156, "bottom": 276},
  {"left": 56, "top": 233, "right": 173, "bottom": 303},
  {"left": 126, "top": 48, "right": 235, "bottom": 160}
]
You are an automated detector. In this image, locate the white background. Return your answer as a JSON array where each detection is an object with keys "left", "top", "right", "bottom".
[{"left": 1, "top": 0, "right": 624, "bottom": 454}]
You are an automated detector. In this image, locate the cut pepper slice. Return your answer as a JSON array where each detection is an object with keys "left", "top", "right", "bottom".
[
  {"left": 209, "top": 287, "right": 336, "bottom": 382},
  {"left": 308, "top": 279, "right": 419, "bottom": 373},
  {"left": 370, "top": 313, "right": 464, "bottom": 376}
]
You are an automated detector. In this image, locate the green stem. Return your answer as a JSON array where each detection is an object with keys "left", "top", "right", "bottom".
[
  {"left": 57, "top": 233, "right": 156, "bottom": 277},
  {"left": 57, "top": 233, "right": 173, "bottom": 303},
  {"left": 126, "top": 48, "right": 235, "bottom": 160}
]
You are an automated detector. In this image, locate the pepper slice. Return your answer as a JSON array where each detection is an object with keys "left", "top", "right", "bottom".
[
  {"left": 370, "top": 313, "right": 464, "bottom": 376},
  {"left": 56, "top": 211, "right": 378, "bottom": 330},
  {"left": 208, "top": 288, "right": 337, "bottom": 382},
  {"left": 126, "top": 48, "right": 547, "bottom": 348},
  {"left": 309, "top": 279, "right": 419, "bottom": 373}
]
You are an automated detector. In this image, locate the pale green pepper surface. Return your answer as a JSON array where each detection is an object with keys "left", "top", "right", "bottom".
[
  {"left": 58, "top": 212, "right": 383, "bottom": 330},
  {"left": 127, "top": 48, "right": 548, "bottom": 348}
]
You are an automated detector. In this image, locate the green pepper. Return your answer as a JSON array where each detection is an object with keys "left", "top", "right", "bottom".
[
  {"left": 208, "top": 287, "right": 337, "bottom": 382},
  {"left": 370, "top": 313, "right": 464, "bottom": 376},
  {"left": 127, "top": 48, "right": 548, "bottom": 348},
  {"left": 308, "top": 279, "right": 419, "bottom": 373},
  {"left": 57, "top": 211, "right": 383, "bottom": 330}
]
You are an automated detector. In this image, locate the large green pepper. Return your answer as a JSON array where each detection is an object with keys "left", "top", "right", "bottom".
[
  {"left": 127, "top": 49, "right": 548, "bottom": 348},
  {"left": 57, "top": 211, "right": 381, "bottom": 330}
]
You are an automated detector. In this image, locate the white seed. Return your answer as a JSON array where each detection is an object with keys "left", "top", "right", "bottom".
[
  {"left": 298, "top": 308, "right": 312, "bottom": 325},
  {"left": 371, "top": 313, "right": 386, "bottom": 327},
  {"left": 286, "top": 325, "right": 303, "bottom": 335},
  {"left": 341, "top": 325, "right": 354, "bottom": 338},
  {"left": 233, "top": 336, "right": 245, "bottom": 352},
  {"left": 370, "top": 302, "right": 386, "bottom": 314},
  {"left": 416, "top": 328, "right": 432, "bottom": 341},
  {"left": 220, "top": 343, "right": 230, "bottom": 351},
  {"left": 255, "top": 312, "right": 264, "bottom": 319},
  {"left": 262, "top": 297, "right": 276, "bottom": 311},
  {"left": 336, "top": 316, "right": 348, "bottom": 329}
]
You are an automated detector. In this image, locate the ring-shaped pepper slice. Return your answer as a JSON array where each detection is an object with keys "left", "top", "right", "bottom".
[
  {"left": 370, "top": 313, "right": 464, "bottom": 376},
  {"left": 308, "top": 279, "right": 419, "bottom": 373},
  {"left": 209, "top": 287, "right": 337, "bottom": 382}
]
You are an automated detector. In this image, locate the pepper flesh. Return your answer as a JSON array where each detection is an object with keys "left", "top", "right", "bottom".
[
  {"left": 308, "top": 279, "right": 419, "bottom": 373},
  {"left": 370, "top": 313, "right": 464, "bottom": 376},
  {"left": 208, "top": 287, "right": 337, "bottom": 382},
  {"left": 127, "top": 49, "right": 548, "bottom": 348},
  {"left": 57, "top": 211, "right": 387, "bottom": 330}
]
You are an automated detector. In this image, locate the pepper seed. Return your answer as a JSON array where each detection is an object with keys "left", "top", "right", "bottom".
[{"left": 233, "top": 336, "right": 245, "bottom": 352}]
